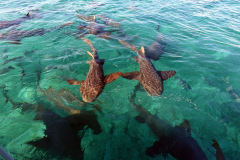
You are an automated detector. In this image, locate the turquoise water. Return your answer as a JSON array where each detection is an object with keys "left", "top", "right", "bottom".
[{"left": 0, "top": 0, "right": 240, "bottom": 159}]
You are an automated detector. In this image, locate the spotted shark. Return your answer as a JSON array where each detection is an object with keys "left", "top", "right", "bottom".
[
  {"left": 119, "top": 39, "right": 176, "bottom": 96},
  {"left": 66, "top": 38, "right": 122, "bottom": 102},
  {"left": 129, "top": 84, "right": 208, "bottom": 159},
  {"left": 0, "top": 22, "right": 73, "bottom": 44}
]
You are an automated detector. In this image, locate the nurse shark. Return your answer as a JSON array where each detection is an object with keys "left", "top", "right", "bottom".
[
  {"left": 67, "top": 38, "right": 122, "bottom": 102},
  {"left": 119, "top": 39, "right": 176, "bottom": 96}
]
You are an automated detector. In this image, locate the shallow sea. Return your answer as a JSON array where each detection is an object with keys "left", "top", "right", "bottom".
[{"left": 0, "top": 0, "right": 240, "bottom": 159}]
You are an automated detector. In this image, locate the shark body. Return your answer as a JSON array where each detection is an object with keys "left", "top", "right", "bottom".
[
  {"left": 67, "top": 38, "right": 121, "bottom": 102},
  {"left": 119, "top": 39, "right": 176, "bottom": 96}
]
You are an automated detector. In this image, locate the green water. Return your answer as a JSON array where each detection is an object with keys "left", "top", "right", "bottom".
[{"left": 0, "top": 0, "right": 240, "bottom": 159}]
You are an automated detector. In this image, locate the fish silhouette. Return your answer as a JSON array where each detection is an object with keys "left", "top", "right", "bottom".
[
  {"left": 2, "top": 56, "right": 24, "bottom": 65},
  {"left": 129, "top": 84, "right": 208, "bottom": 160},
  {"left": 119, "top": 39, "right": 176, "bottom": 96},
  {"left": 28, "top": 104, "right": 102, "bottom": 160},
  {"left": 0, "top": 22, "right": 73, "bottom": 44},
  {"left": 67, "top": 38, "right": 122, "bottom": 102},
  {"left": 0, "top": 66, "right": 15, "bottom": 75},
  {"left": 0, "top": 12, "right": 40, "bottom": 30},
  {"left": 77, "top": 15, "right": 119, "bottom": 39},
  {"left": 174, "top": 75, "right": 191, "bottom": 90}
]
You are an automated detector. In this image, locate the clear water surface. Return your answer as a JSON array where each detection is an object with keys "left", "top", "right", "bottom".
[{"left": 0, "top": 0, "right": 240, "bottom": 159}]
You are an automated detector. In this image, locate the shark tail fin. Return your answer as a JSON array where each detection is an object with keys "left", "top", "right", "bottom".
[
  {"left": 118, "top": 39, "right": 139, "bottom": 53},
  {"left": 118, "top": 39, "right": 145, "bottom": 57},
  {"left": 81, "top": 37, "right": 98, "bottom": 56}
]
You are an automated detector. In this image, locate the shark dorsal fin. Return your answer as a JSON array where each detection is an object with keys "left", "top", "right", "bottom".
[
  {"left": 140, "top": 46, "right": 145, "bottom": 57},
  {"left": 26, "top": 13, "right": 30, "bottom": 17},
  {"left": 92, "top": 15, "right": 96, "bottom": 22},
  {"left": 179, "top": 119, "right": 191, "bottom": 136},
  {"left": 82, "top": 37, "right": 98, "bottom": 54}
]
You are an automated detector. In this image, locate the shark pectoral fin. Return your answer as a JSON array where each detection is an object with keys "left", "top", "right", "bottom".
[
  {"left": 104, "top": 71, "right": 122, "bottom": 84},
  {"left": 135, "top": 114, "right": 145, "bottom": 123},
  {"left": 157, "top": 70, "right": 176, "bottom": 80},
  {"left": 146, "top": 140, "right": 168, "bottom": 158},
  {"left": 179, "top": 119, "right": 191, "bottom": 136},
  {"left": 121, "top": 71, "right": 140, "bottom": 81},
  {"left": 66, "top": 80, "right": 84, "bottom": 85}
]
